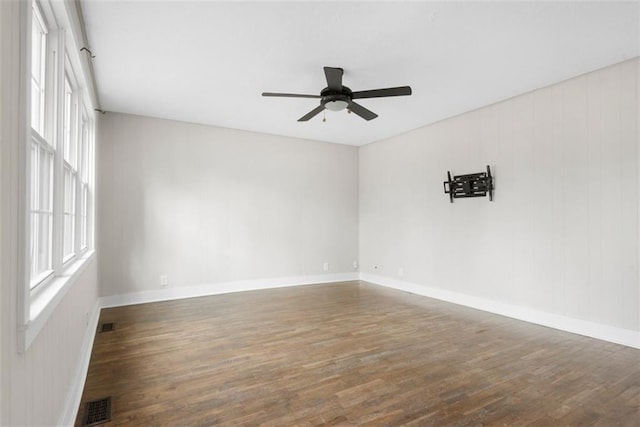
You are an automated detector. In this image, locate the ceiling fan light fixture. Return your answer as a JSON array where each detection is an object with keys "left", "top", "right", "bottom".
[
  {"left": 324, "top": 99, "right": 349, "bottom": 111},
  {"left": 263, "top": 66, "right": 412, "bottom": 122}
]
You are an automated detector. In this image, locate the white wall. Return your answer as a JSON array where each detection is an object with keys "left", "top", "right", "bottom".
[
  {"left": 0, "top": 1, "right": 5, "bottom": 422},
  {"left": 4, "top": 262, "right": 99, "bottom": 426},
  {"left": 360, "top": 59, "right": 639, "bottom": 334},
  {"left": 98, "top": 113, "right": 359, "bottom": 297}
]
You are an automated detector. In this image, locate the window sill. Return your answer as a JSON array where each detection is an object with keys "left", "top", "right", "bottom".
[
  {"left": 30, "top": 269, "right": 54, "bottom": 291},
  {"left": 19, "top": 249, "right": 96, "bottom": 353}
]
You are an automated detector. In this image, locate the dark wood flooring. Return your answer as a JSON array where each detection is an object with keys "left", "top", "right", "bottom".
[{"left": 76, "top": 281, "right": 639, "bottom": 426}]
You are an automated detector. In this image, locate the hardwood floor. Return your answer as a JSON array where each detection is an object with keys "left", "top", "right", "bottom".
[{"left": 76, "top": 281, "right": 639, "bottom": 426}]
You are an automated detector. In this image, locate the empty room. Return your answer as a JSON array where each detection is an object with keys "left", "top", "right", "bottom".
[{"left": 1, "top": 0, "right": 639, "bottom": 426}]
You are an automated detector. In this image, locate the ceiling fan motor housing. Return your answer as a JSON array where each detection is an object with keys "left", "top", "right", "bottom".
[{"left": 321, "top": 86, "right": 352, "bottom": 111}]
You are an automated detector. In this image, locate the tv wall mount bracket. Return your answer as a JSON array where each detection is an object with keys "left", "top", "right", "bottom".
[{"left": 443, "top": 165, "right": 494, "bottom": 203}]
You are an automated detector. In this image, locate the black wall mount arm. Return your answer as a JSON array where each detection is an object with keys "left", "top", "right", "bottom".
[{"left": 443, "top": 165, "right": 494, "bottom": 203}]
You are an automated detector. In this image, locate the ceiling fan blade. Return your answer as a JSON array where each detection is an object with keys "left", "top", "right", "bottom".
[
  {"left": 262, "top": 92, "right": 321, "bottom": 99},
  {"left": 298, "top": 105, "right": 325, "bottom": 122},
  {"left": 348, "top": 102, "right": 378, "bottom": 121},
  {"left": 324, "top": 67, "right": 343, "bottom": 91},
  {"left": 352, "top": 86, "right": 412, "bottom": 99}
]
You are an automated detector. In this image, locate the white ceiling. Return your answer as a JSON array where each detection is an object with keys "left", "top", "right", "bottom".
[{"left": 82, "top": 1, "right": 639, "bottom": 146}]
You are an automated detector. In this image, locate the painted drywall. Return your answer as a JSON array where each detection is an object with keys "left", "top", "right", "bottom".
[
  {"left": 98, "top": 113, "right": 359, "bottom": 297},
  {"left": 0, "top": 1, "right": 6, "bottom": 422},
  {"left": 360, "top": 58, "right": 639, "bottom": 333},
  {"left": 4, "top": 261, "right": 99, "bottom": 426}
]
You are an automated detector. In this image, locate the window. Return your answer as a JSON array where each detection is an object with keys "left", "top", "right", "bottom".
[
  {"left": 30, "top": 4, "right": 46, "bottom": 136},
  {"left": 28, "top": 1, "right": 95, "bottom": 292},
  {"left": 29, "top": 138, "right": 54, "bottom": 287},
  {"left": 29, "top": 3, "right": 54, "bottom": 289}
]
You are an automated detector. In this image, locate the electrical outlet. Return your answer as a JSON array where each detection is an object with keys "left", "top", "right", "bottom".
[
  {"left": 353, "top": 260, "right": 358, "bottom": 270},
  {"left": 160, "top": 275, "right": 168, "bottom": 286},
  {"left": 398, "top": 267, "right": 404, "bottom": 277},
  {"left": 323, "top": 262, "right": 329, "bottom": 272}
]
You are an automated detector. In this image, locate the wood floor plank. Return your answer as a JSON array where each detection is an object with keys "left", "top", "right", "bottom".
[{"left": 76, "top": 281, "right": 639, "bottom": 426}]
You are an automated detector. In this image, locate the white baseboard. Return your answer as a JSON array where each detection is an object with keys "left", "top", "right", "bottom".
[
  {"left": 97, "top": 271, "right": 640, "bottom": 348},
  {"left": 58, "top": 299, "right": 101, "bottom": 426},
  {"left": 100, "top": 272, "right": 360, "bottom": 308},
  {"left": 360, "top": 273, "right": 640, "bottom": 349}
]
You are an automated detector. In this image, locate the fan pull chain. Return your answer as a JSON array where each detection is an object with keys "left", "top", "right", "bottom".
[{"left": 322, "top": 110, "right": 326, "bottom": 122}]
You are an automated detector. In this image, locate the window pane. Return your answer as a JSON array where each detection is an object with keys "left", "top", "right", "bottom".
[
  {"left": 63, "top": 213, "right": 74, "bottom": 258},
  {"left": 31, "top": 14, "right": 42, "bottom": 77},
  {"left": 29, "top": 212, "right": 39, "bottom": 279},
  {"left": 29, "top": 212, "right": 52, "bottom": 283},
  {"left": 31, "top": 78, "right": 43, "bottom": 135},
  {"left": 38, "top": 212, "right": 52, "bottom": 275},
  {"left": 63, "top": 76, "right": 72, "bottom": 163},
  {"left": 41, "top": 146, "right": 53, "bottom": 211},
  {"left": 81, "top": 184, "right": 88, "bottom": 248},
  {"left": 30, "top": 143, "right": 39, "bottom": 210},
  {"left": 63, "top": 166, "right": 76, "bottom": 258},
  {"left": 29, "top": 140, "right": 53, "bottom": 288},
  {"left": 30, "top": 7, "right": 46, "bottom": 135},
  {"left": 81, "top": 115, "right": 89, "bottom": 182}
]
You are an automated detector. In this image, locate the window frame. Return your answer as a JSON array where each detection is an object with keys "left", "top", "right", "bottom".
[{"left": 28, "top": 0, "right": 56, "bottom": 293}]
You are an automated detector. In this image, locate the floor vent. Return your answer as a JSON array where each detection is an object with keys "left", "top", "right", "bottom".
[
  {"left": 83, "top": 397, "right": 111, "bottom": 426},
  {"left": 98, "top": 322, "right": 115, "bottom": 333}
]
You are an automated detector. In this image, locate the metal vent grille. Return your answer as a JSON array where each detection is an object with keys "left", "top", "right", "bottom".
[
  {"left": 83, "top": 397, "right": 111, "bottom": 426},
  {"left": 99, "top": 322, "right": 115, "bottom": 333}
]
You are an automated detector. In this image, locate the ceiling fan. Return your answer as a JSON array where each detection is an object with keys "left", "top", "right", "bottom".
[{"left": 262, "top": 66, "right": 412, "bottom": 122}]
